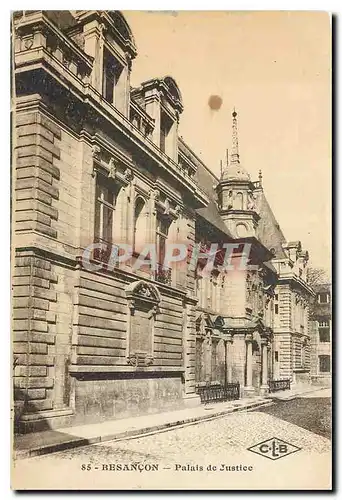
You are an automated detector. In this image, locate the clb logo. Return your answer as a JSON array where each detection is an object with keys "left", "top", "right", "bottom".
[{"left": 248, "top": 437, "right": 301, "bottom": 460}]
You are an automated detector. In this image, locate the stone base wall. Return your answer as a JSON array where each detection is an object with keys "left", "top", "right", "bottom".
[{"left": 73, "top": 374, "right": 184, "bottom": 426}]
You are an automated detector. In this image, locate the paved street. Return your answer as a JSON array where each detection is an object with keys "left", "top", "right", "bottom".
[
  {"left": 255, "top": 388, "right": 331, "bottom": 439},
  {"left": 15, "top": 390, "right": 331, "bottom": 469}
]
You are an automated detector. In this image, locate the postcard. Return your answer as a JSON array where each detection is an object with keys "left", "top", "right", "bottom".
[{"left": 11, "top": 10, "right": 332, "bottom": 490}]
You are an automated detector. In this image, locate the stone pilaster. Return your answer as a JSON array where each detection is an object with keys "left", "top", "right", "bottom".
[
  {"left": 244, "top": 333, "right": 255, "bottom": 396},
  {"left": 182, "top": 294, "right": 201, "bottom": 408},
  {"left": 225, "top": 333, "right": 234, "bottom": 384},
  {"left": 260, "top": 338, "right": 269, "bottom": 395}
]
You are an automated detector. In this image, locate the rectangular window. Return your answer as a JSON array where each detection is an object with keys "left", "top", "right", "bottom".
[
  {"left": 318, "top": 293, "right": 329, "bottom": 304},
  {"left": 160, "top": 111, "right": 173, "bottom": 154},
  {"left": 103, "top": 50, "right": 115, "bottom": 103},
  {"left": 319, "top": 355, "right": 331, "bottom": 373},
  {"left": 155, "top": 214, "right": 172, "bottom": 284},
  {"left": 319, "top": 327, "right": 330, "bottom": 343},
  {"left": 275, "top": 351, "right": 279, "bottom": 362},
  {"left": 94, "top": 178, "right": 115, "bottom": 245},
  {"left": 275, "top": 304, "right": 279, "bottom": 315},
  {"left": 156, "top": 215, "right": 170, "bottom": 265},
  {"left": 102, "top": 49, "right": 123, "bottom": 105}
]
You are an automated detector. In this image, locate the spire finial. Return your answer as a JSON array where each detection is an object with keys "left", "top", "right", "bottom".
[
  {"left": 220, "top": 159, "right": 223, "bottom": 178},
  {"left": 230, "top": 107, "right": 240, "bottom": 164},
  {"left": 259, "top": 169, "right": 263, "bottom": 185}
]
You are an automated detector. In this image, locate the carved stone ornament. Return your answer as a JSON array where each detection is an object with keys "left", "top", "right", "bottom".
[
  {"left": 126, "top": 280, "right": 161, "bottom": 305},
  {"left": 24, "top": 37, "right": 33, "bottom": 50},
  {"left": 164, "top": 198, "right": 171, "bottom": 215},
  {"left": 124, "top": 167, "right": 134, "bottom": 182},
  {"left": 63, "top": 53, "right": 71, "bottom": 68},
  {"left": 127, "top": 353, "right": 154, "bottom": 367},
  {"left": 125, "top": 52, "right": 132, "bottom": 71},
  {"left": 149, "top": 188, "right": 160, "bottom": 201},
  {"left": 108, "top": 158, "right": 117, "bottom": 179},
  {"left": 137, "top": 283, "right": 152, "bottom": 298},
  {"left": 245, "top": 333, "right": 253, "bottom": 343},
  {"left": 260, "top": 337, "right": 269, "bottom": 347},
  {"left": 174, "top": 204, "right": 182, "bottom": 217},
  {"left": 92, "top": 145, "right": 101, "bottom": 159},
  {"left": 247, "top": 191, "right": 256, "bottom": 210}
]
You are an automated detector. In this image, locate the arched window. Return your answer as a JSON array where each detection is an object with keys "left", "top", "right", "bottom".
[
  {"left": 133, "top": 197, "right": 146, "bottom": 254},
  {"left": 235, "top": 192, "right": 243, "bottom": 210}
]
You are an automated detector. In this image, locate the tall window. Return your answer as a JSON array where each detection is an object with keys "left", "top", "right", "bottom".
[
  {"left": 160, "top": 112, "right": 172, "bottom": 154},
  {"left": 318, "top": 320, "right": 330, "bottom": 343},
  {"left": 94, "top": 176, "right": 116, "bottom": 245},
  {"left": 133, "top": 197, "right": 146, "bottom": 254},
  {"left": 319, "top": 355, "right": 331, "bottom": 373},
  {"left": 156, "top": 214, "right": 170, "bottom": 266},
  {"left": 102, "top": 49, "right": 122, "bottom": 105}
]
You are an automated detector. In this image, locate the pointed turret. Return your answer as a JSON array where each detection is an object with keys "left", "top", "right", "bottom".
[
  {"left": 216, "top": 108, "right": 260, "bottom": 238},
  {"left": 221, "top": 109, "right": 250, "bottom": 182}
]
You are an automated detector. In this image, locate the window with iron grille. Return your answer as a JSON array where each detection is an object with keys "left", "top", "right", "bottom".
[
  {"left": 94, "top": 175, "right": 120, "bottom": 262},
  {"left": 318, "top": 320, "right": 330, "bottom": 343}
]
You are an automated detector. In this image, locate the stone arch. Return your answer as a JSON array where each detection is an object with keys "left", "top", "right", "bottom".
[
  {"left": 108, "top": 11, "right": 137, "bottom": 55},
  {"left": 163, "top": 76, "right": 183, "bottom": 107},
  {"left": 234, "top": 192, "right": 244, "bottom": 210},
  {"left": 125, "top": 280, "right": 161, "bottom": 304}
]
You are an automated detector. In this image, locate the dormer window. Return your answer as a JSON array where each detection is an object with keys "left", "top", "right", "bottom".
[
  {"left": 160, "top": 111, "right": 173, "bottom": 155},
  {"left": 103, "top": 48, "right": 123, "bottom": 106},
  {"left": 318, "top": 293, "right": 330, "bottom": 304}
]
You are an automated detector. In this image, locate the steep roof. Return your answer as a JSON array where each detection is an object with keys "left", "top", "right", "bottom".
[
  {"left": 255, "top": 190, "right": 287, "bottom": 258},
  {"left": 313, "top": 283, "right": 331, "bottom": 294}
]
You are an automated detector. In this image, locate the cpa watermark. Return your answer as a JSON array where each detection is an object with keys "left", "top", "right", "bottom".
[{"left": 81, "top": 242, "right": 259, "bottom": 275}]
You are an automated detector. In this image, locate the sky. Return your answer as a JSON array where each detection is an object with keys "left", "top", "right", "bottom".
[{"left": 124, "top": 11, "right": 331, "bottom": 272}]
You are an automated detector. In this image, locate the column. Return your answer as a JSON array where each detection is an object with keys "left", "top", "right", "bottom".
[
  {"left": 245, "top": 333, "right": 253, "bottom": 390},
  {"left": 261, "top": 339, "right": 269, "bottom": 389},
  {"left": 204, "top": 331, "right": 212, "bottom": 383},
  {"left": 225, "top": 333, "right": 233, "bottom": 384}
]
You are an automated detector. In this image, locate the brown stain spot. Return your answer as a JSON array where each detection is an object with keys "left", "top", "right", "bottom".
[{"left": 208, "top": 95, "right": 223, "bottom": 111}]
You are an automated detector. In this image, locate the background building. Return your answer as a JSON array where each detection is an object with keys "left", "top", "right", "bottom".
[
  {"left": 12, "top": 10, "right": 314, "bottom": 433},
  {"left": 309, "top": 283, "right": 332, "bottom": 386}
]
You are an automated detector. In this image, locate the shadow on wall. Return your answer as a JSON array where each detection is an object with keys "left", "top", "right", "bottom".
[
  {"left": 12, "top": 356, "right": 51, "bottom": 435},
  {"left": 13, "top": 389, "right": 51, "bottom": 435}
]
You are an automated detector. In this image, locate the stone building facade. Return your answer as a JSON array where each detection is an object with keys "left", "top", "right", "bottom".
[
  {"left": 309, "top": 284, "right": 332, "bottom": 386},
  {"left": 12, "top": 10, "right": 313, "bottom": 433}
]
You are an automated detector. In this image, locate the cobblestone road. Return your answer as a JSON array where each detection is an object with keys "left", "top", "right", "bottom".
[
  {"left": 18, "top": 400, "right": 331, "bottom": 468},
  {"left": 256, "top": 390, "right": 331, "bottom": 439}
]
